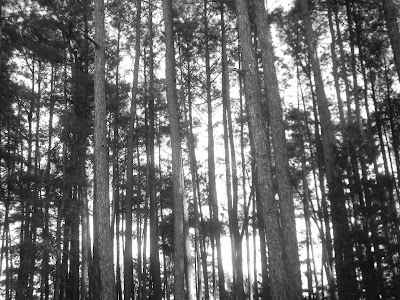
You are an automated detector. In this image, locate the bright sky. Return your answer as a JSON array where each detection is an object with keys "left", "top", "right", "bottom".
[{"left": 267, "top": 0, "right": 294, "bottom": 11}]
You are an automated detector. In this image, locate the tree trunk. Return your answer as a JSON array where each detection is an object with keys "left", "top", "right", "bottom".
[
  {"left": 94, "top": 0, "right": 115, "bottom": 297},
  {"left": 16, "top": 55, "right": 36, "bottom": 300},
  {"left": 202, "top": 1, "right": 226, "bottom": 298},
  {"left": 383, "top": 0, "right": 400, "bottom": 81},
  {"left": 184, "top": 57, "right": 205, "bottom": 300},
  {"left": 238, "top": 64, "right": 253, "bottom": 300},
  {"left": 235, "top": 0, "right": 294, "bottom": 299},
  {"left": 124, "top": 1, "right": 141, "bottom": 299},
  {"left": 253, "top": 2, "right": 302, "bottom": 298},
  {"left": 148, "top": 2, "right": 162, "bottom": 297},
  {"left": 327, "top": 4, "right": 346, "bottom": 129},
  {"left": 136, "top": 144, "right": 143, "bottom": 300},
  {"left": 112, "top": 16, "right": 122, "bottom": 300},
  {"left": 221, "top": 3, "right": 244, "bottom": 299},
  {"left": 41, "top": 65, "right": 55, "bottom": 300},
  {"left": 161, "top": 0, "right": 190, "bottom": 298}
]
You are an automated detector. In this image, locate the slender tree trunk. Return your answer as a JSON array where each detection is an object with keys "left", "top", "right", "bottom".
[
  {"left": 252, "top": 191, "right": 258, "bottom": 300},
  {"left": 331, "top": 3, "right": 352, "bottom": 122},
  {"left": 256, "top": 192, "right": 271, "bottom": 300},
  {"left": 16, "top": 55, "right": 36, "bottom": 300},
  {"left": 41, "top": 65, "right": 55, "bottom": 300},
  {"left": 124, "top": 1, "right": 141, "bottom": 299},
  {"left": 112, "top": 16, "right": 122, "bottom": 300},
  {"left": 148, "top": 2, "right": 162, "bottom": 296},
  {"left": 221, "top": 4, "right": 244, "bottom": 299},
  {"left": 303, "top": 66, "right": 337, "bottom": 297},
  {"left": 202, "top": 1, "right": 226, "bottom": 298},
  {"left": 383, "top": 61, "right": 400, "bottom": 196},
  {"left": 136, "top": 144, "right": 143, "bottom": 300},
  {"left": 162, "top": 0, "right": 191, "bottom": 298},
  {"left": 94, "top": 0, "right": 115, "bottom": 297},
  {"left": 238, "top": 64, "right": 253, "bottom": 300},
  {"left": 184, "top": 57, "right": 205, "bottom": 300},
  {"left": 30, "top": 61, "right": 42, "bottom": 300},
  {"left": 327, "top": 4, "right": 346, "bottom": 129},
  {"left": 382, "top": 0, "right": 400, "bottom": 81},
  {"left": 55, "top": 62, "right": 69, "bottom": 300}
]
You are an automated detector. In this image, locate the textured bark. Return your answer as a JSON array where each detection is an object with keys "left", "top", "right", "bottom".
[
  {"left": 256, "top": 191, "right": 272, "bottom": 300},
  {"left": 161, "top": 0, "right": 187, "bottom": 298},
  {"left": 253, "top": 2, "right": 302, "bottom": 299},
  {"left": 94, "top": 0, "right": 115, "bottom": 298},
  {"left": 300, "top": 1, "right": 359, "bottom": 299},
  {"left": 234, "top": 0, "right": 292, "bottom": 299}
]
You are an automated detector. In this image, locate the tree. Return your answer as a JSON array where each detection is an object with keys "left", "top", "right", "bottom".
[
  {"left": 382, "top": 0, "right": 400, "bottom": 81},
  {"left": 94, "top": 0, "right": 115, "bottom": 298},
  {"left": 253, "top": 2, "right": 302, "bottom": 298},
  {"left": 124, "top": 1, "right": 141, "bottom": 299},
  {"left": 234, "top": 0, "right": 300, "bottom": 299},
  {"left": 161, "top": 0, "right": 192, "bottom": 298},
  {"left": 148, "top": 1, "right": 162, "bottom": 298},
  {"left": 203, "top": 1, "right": 226, "bottom": 299}
]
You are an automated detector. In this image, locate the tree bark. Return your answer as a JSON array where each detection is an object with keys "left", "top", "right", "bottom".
[
  {"left": 234, "top": 0, "right": 293, "bottom": 299},
  {"left": 161, "top": 0, "right": 190, "bottom": 298},
  {"left": 253, "top": 2, "right": 302, "bottom": 298},
  {"left": 94, "top": 0, "right": 115, "bottom": 297}
]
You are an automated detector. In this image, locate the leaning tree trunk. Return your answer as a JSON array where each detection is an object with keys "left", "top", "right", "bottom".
[
  {"left": 253, "top": 2, "right": 302, "bottom": 299},
  {"left": 300, "top": 1, "right": 359, "bottom": 299},
  {"left": 234, "top": 0, "right": 294, "bottom": 299}
]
